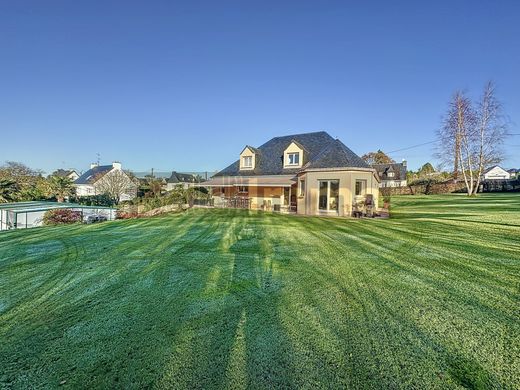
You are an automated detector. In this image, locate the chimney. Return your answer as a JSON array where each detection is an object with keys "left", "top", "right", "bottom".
[
  {"left": 402, "top": 159, "right": 407, "bottom": 167},
  {"left": 90, "top": 163, "right": 98, "bottom": 169},
  {"left": 112, "top": 161, "right": 122, "bottom": 170}
]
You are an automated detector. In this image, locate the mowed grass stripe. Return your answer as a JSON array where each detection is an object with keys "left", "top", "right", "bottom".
[{"left": 0, "top": 194, "right": 518, "bottom": 388}]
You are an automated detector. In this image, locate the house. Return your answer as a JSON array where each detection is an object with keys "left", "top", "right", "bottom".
[
  {"left": 74, "top": 162, "right": 138, "bottom": 201},
  {"left": 201, "top": 131, "right": 379, "bottom": 216},
  {"left": 166, "top": 171, "right": 199, "bottom": 191},
  {"left": 373, "top": 162, "right": 407, "bottom": 187},
  {"left": 482, "top": 165, "right": 510, "bottom": 180},
  {"left": 507, "top": 168, "right": 518, "bottom": 179},
  {"left": 51, "top": 169, "right": 80, "bottom": 181}
]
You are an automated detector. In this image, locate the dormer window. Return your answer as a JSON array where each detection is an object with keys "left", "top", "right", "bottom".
[
  {"left": 287, "top": 152, "right": 300, "bottom": 166},
  {"left": 239, "top": 146, "right": 256, "bottom": 170},
  {"left": 242, "top": 156, "right": 253, "bottom": 168},
  {"left": 387, "top": 172, "right": 395, "bottom": 178},
  {"left": 283, "top": 141, "right": 304, "bottom": 169}
]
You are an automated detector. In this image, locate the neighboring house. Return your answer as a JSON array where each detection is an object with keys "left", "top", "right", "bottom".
[
  {"left": 74, "top": 162, "right": 138, "bottom": 201},
  {"left": 507, "top": 168, "right": 518, "bottom": 179},
  {"left": 166, "top": 171, "right": 199, "bottom": 191},
  {"left": 201, "top": 131, "right": 379, "bottom": 216},
  {"left": 51, "top": 169, "right": 80, "bottom": 181},
  {"left": 373, "top": 162, "right": 407, "bottom": 187},
  {"left": 482, "top": 165, "right": 510, "bottom": 180}
]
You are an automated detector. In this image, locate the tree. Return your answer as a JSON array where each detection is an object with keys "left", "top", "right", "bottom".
[
  {"left": 437, "top": 82, "right": 507, "bottom": 195},
  {"left": 361, "top": 150, "right": 395, "bottom": 165},
  {"left": 48, "top": 176, "right": 74, "bottom": 202},
  {"left": 472, "top": 82, "right": 507, "bottom": 195},
  {"left": 94, "top": 169, "right": 137, "bottom": 204},
  {"left": 0, "top": 161, "right": 44, "bottom": 201},
  {"left": 0, "top": 179, "right": 17, "bottom": 203},
  {"left": 418, "top": 162, "right": 435, "bottom": 177}
]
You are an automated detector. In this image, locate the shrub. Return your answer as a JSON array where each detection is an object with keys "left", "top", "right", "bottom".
[
  {"left": 116, "top": 210, "right": 139, "bottom": 219},
  {"left": 43, "top": 209, "right": 82, "bottom": 225}
]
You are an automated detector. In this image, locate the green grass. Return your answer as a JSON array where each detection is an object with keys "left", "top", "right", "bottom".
[{"left": 0, "top": 193, "right": 519, "bottom": 389}]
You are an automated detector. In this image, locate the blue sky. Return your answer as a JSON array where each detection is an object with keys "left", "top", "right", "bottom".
[{"left": 1, "top": 1, "right": 519, "bottom": 174}]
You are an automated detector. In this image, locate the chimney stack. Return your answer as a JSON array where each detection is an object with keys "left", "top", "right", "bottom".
[
  {"left": 112, "top": 161, "right": 122, "bottom": 170},
  {"left": 90, "top": 163, "right": 98, "bottom": 169},
  {"left": 402, "top": 159, "right": 407, "bottom": 167}
]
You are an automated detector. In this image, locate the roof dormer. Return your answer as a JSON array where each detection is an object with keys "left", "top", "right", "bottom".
[
  {"left": 283, "top": 141, "right": 304, "bottom": 169},
  {"left": 239, "top": 146, "right": 257, "bottom": 170}
]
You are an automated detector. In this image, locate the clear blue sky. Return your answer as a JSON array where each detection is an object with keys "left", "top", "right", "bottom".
[{"left": 1, "top": 0, "right": 519, "bottom": 174}]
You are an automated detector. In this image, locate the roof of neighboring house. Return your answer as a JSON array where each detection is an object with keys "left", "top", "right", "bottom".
[
  {"left": 483, "top": 165, "right": 508, "bottom": 175},
  {"left": 167, "top": 171, "right": 198, "bottom": 184},
  {"left": 74, "top": 165, "right": 114, "bottom": 184},
  {"left": 52, "top": 169, "right": 78, "bottom": 178},
  {"left": 507, "top": 168, "right": 518, "bottom": 173},
  {"left": 373, "top": 163, "right": 407, "bottom": 181},
  {"left": 213, "top": 131, "right": 370, "bottom": 177}
]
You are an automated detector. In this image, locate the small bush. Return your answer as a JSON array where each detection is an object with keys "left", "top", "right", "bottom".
[
  {"left": 116, "top": 210, "right": 139, "bottom": 219},
  {"left": 43, "top": 209, "right": 82, "bottom": 225}
]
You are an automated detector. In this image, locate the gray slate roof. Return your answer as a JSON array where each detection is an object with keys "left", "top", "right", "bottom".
[
  {"left": 74, "top": 165, "right": 113, "bottom": 184},
  {"left": 52, "top": 169, "right": 77, "bottom": 178},
  {"left": 373, "top": 163, "right": 407, "bottom": 181},
  {"left": 167, "top": 171, "right": 198, "bottom": 184},
  {"left": 214, "top": 131, "right": 369, "bottom": 177}
]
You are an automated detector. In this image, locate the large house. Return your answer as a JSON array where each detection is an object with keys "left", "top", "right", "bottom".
[
  {"left": 482, "top": 165, "right": 510, "bottom": 180},
  {"left": 202, "top": 131, "right": 379, "bottom": 216},
  {"left": 74, "top": 162, "right": 138, "bottom": 201},
  {"left": 373, "top": 162, "right": 407, "bottom": 187}
]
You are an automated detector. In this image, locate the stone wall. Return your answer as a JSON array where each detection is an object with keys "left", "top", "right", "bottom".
[{"left": 381, "top": 181, "right": 467, "bottom": 196}]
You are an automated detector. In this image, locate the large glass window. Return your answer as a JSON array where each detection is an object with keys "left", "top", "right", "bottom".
[
  {"left": 318, "top": 180, "right": 339, "bottom": 212},
  {"left": 299, "top": 179, "right": 305, "bottom": 196}
]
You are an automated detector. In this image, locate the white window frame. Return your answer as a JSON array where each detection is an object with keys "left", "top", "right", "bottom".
[
  {"left": 318, "top": 180, "right": 339, "bottom": 213},
  {"left": 387, "top": 172, "right": 395, "bottom": 178},
  {"left": 242, "top": 156, "right": 253, "bottom": 168},
  {"left": 355, "top": 179, "right": 367, "bottom": 196},
  {"left": 286, "top": 152, "right": 300, "bottom": 166}
]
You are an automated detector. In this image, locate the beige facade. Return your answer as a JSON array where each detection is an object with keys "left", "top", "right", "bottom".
[
  {"left": 209, "top": 168, "right": 378, "bottom": 216},
  {"left": 296, "top": 168, "right": 378, "bottom": 216}
]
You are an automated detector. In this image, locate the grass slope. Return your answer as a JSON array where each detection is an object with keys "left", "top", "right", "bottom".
[{"left": 0, "top": 194, "right": 519, "bottom": 389}]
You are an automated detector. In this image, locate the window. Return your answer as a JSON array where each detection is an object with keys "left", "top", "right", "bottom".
[
  {"left": 318, "top": 180, "right": 339, "bottom": 212},
  {"left": 287, "top": 152, "right": 300, "bottom": 166},
  {"left": 237, "top": 186, "right": 248, "bottom": 193},
  {"left": 299, "top": 179, "right": 305, "bottom": 197},
  {"left": 387, "top": 172, "right": 395, "bottom": 178},
  {"left": 355, "top": 180, "right": 366, "bottom": 196},
  {"left": 242, "top": 156, "right": 253, "bottom": 168}
]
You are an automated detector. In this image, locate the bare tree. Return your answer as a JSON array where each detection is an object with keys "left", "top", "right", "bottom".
[
  {"left": 437, "top": 82, "right": 507, "bottom": 196},
  {"left": 472, "top": 81, "right": 507, "bottom": 195},
  {"left": 437, "top": 91, "right": 476, "bottom": 194},
  {"left": 94, "top": 170, "right": 137, "bottom": 204}
]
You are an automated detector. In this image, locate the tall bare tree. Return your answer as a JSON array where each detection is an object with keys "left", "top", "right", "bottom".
[
  {"left": 437, "top": 82, "right": 507, "bottom": 195},
  {"left": 94, "top": 170, "right": 137, "bottom": 204},
  {"left": 472, "top": 81, "right": 507, "bottom": 195}
]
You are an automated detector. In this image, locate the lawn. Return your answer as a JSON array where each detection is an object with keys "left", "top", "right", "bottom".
[{"left": 0, "top": 194, "right": 519, "bottom": 389}]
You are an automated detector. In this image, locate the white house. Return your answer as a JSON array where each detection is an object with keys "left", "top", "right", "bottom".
[
  {"left": 482, "top": 165, "right": 510, "bottom": 180},
  {"left": 165, "top": 171, "right": 199, "bottom": 191},
  {"left": 74, "top": 162, "right": 138, "bottom": 201},
  {"left": 372, "top": 162, "right": 408, "bottom": 188}
]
